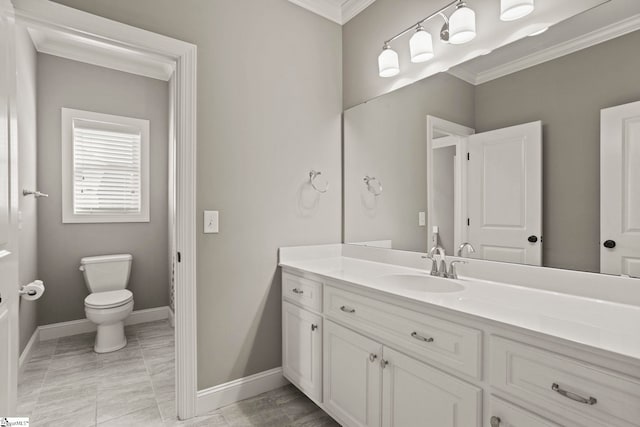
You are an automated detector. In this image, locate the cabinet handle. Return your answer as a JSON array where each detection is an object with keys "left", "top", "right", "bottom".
[
  {"left": 490, "top": 416, "right": 501, "bottom": 427},
  {"left": 292, "top": 288, "right": 304, "bottom": 295},
  {"left": 380, "top": 359, "right": 389, "bottom": 369},
  {"left": 340, "top": 305, "right": 356, "bottom": 314},
  {"left": 311, "top": 324, "right": 318, "bottom": 331},
  {"left": 551, "top": 383, "right": 597, "bottom": 405},
  {"left": 369, "top": 353, "right": 378, "bottom": 363},
  {"left": 411, "top": 332, "right": 434, "bottom": 343}
]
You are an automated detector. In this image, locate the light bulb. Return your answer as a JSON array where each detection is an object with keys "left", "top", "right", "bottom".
[
  {"left": 410, "top": 26, "right": 434, "bottom": 63},
  {"left": 378, "top": 44, "right": 399, "bottom": 77},
  {"left": 449, "top": 2, "right": 476, "bottom": 45},
  {"left": 501, "top": 0, "right": 534, "bottom": 21}
]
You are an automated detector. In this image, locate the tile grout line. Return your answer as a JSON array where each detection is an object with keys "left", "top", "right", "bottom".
[{"left": 137, "top": 328, "right": 167, "bottom": 423}]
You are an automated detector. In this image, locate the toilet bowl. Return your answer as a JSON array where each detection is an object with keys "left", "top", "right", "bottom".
[
  {"left": 80, "top": 254, "right": 134, "bottom": 353},
  {"left": 85, "top": 290, "right": 134, "bottom": 352}
]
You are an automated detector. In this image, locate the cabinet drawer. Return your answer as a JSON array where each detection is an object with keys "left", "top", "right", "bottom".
[
  {"left": 489, "top": 396, "right": 561, "bottom": 427},
  {"left": 490, "top": 336, "right": 640, "bottom": 427},
  {"left": 325, "top": 285, "right": 482, "bottom": 379},
  {"left": 283, "top": 272, "right": 322, "bottom": 312}
]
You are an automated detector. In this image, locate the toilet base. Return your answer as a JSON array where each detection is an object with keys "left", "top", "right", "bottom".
[{"left": 94, "top": 321, "right": 127, "bottom": 353}]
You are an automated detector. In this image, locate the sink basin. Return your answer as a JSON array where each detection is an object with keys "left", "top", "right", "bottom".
[{"left": 376, "top": 274, "right": 465, "bottom": 293}]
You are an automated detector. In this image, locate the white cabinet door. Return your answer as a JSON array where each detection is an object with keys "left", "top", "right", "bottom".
[
  {"left": 381, "top": 346, "right": 481, "bottom": 427},
  {"left": 467, "top": 121, "right": 542, "bottom": 265},
  {"left": 489, "top": 397, "right": 561, "bottom": 427},
  {"left": 282, "top": 301, "right": 322, "bottom": 401},
  {"left": 324, "top": 320, "right": 382, "bottom": 427},
  {"left": 601, "top": 100, "right": 640, "bottom": 277}
]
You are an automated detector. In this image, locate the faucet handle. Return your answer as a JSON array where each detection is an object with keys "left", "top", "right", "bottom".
[{"left": 448, "top": 260, "right": 467, "bottom": 280}]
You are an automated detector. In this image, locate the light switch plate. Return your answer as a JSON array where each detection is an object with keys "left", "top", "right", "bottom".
[
  {"left": 204, "top": 210, "right": 219, "bottom": 233},
  {"left": 419, "top": 211, "right": 426, "bottom": 227}
]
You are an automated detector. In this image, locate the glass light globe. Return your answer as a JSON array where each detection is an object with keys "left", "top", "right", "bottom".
[
  {"left": 378, "top": 45, "right": 399, "bottom": 77},
  {"left": 501, "top": 0, "right": 534, "bottom": 21},
  {"left": 449, "top": 4, "right": 476, "bottom": 45},
  {"left": 410, "top": 28, "right": 434, "bottom": 63}
]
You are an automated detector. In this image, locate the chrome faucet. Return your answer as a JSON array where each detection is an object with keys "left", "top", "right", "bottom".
[
  {"left": 425, "top": 245, "right": 447, "bottom": 277},
  {"left": 457, "top": 242, "right": 476, "bottom": 257},
  {"left": 447, "top": 260, "right": 467, "bottom": 279}
]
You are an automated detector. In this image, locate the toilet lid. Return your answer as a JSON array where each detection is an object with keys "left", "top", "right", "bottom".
[{"left": 85, "top": 289, "right": 133, "bottom": 309}]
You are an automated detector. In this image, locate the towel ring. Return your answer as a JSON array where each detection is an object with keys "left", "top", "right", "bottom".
[
  {"left": 309, "top": 170, "right": 329, "bottom": 193},
  {"left": 364, "top": 176, "right": 383, "bottom": 196}
]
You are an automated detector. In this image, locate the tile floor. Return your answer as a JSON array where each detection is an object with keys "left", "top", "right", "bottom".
[{"left": 18, "top": 320, "right": 339, "bottom": 426}]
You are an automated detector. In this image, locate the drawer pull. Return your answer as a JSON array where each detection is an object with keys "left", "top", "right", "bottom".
[
  {"left": 551, "top": 383, "right": 597, "bottom": 405},
  {"left": 411, "top": 332, "right": 434, "bottom": 343},
  {"left": 291, "top": 288, "right": 304, "bottom": 295},
  {"left": 490, "top": 416, "right": 501, "bottom": 427},
  {"left": 380, "top": 359, "right": 389, "bottom": 369},
  {"left": 340, "top": 305, "right": 356, "bottom": 313},
  {"left": 311, "top": 324, "right": 318, "bottom": 331},
  {"left": 369, "top": 353, "right": 378, "bottom": 363}
]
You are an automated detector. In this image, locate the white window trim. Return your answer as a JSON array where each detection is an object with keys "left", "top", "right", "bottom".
[{"left": 61, "top": 108, "right": 150, "bottom": 223}]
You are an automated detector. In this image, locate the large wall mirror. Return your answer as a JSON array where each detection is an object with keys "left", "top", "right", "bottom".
[{"left": 344, "top": 0, "right": 640, "bottom": 276}]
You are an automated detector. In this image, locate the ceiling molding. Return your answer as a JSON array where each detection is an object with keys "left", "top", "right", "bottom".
[
  {"left": 342, "top": 0, "right": 377, "bottom": 24},
  {"left": 450, "top": 13, "right": 640, "bottom": 86},
  {"left": 288, "top": 0, "right": 376, "bottom": 25}
]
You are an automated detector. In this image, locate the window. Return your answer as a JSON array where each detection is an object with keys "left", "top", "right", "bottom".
[{"left": 62, "top": 108, "right": 150, "bottom": 223}]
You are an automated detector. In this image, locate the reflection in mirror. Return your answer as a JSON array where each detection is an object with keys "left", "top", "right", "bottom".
[{"left": 343, "top": 0, "right": 640, "bottom": 276}]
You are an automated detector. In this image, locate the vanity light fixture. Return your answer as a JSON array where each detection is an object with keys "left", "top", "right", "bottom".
[
  {"left": 500, "top": 0, "right": 534, "bottom": 22},
  {"left": 449, "top": 1, "right": 476, "bottom": 45},
  {"left": 409, "top": 25, "right": 434, "bottom": 63},
  {"left": 377, "top": 0, "right": 475, "bottom": 78}
]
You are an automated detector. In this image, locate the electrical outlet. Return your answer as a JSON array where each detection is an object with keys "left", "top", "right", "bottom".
[{"left": 204, "top": 210, "right": 219, "bottom": 233}]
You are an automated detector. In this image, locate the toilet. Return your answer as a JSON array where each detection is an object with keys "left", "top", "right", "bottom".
[{"left": 80, "top": 254, "right": 134, "bottom": 353}]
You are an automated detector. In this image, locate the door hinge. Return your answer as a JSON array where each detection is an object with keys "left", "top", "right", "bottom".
[
  {"left": 177, "top": 252, "right": 181, "bottom": 263},
  {"left": 467, "top": 152, "right": 470, "bottom": 160},
  {"left": 467, "top": 218, "right": 470, "bottom": 226}
]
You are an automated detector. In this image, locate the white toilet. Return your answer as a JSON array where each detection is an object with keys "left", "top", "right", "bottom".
[{"left": 80, "top": 254, "right": 134, "bottom": 353}]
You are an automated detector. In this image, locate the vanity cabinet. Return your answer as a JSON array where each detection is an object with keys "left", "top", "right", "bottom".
[
  {"left": 280, "top": 266, "right": 640, "bottom": 427},
  {"left": 282, "top": 301, "right": 322, "bottom": 401},
  {"left": 323, "top": 320, "right": 481, "bottom": 427}
]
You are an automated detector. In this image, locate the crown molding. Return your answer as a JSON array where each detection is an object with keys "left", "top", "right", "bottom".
[
  {"left": 450, "top": 14, "right": 640, "bottom": 86},
  {"left": 288, "top": 0, "right": 376, "bottom": 25}
]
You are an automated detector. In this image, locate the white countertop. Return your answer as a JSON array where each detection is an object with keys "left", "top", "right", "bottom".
[{"left": 280, "top": 255, "right": 640, "bottom": 361}]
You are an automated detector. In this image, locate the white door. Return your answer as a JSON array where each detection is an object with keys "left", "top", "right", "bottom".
[
  {"left": 282, "top": 301, "right": 322, "bottom": 402},
  {"left": 381, "top": 346, "right": 481, "bottom": 427},
  {"left": 0, "top": 0, "right": 19, "bottom": 415},
  {"left": 323, "top": 321, "right": 382, "bottom": 427},
  {"left": 601, "top": 100, "right": 640, "bottom": 277},
  {"left": 466, "top": 121, "right": 542, "bottom": 265}
]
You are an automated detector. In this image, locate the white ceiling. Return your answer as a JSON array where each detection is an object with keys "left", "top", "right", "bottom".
[
  {"left": 287, "top": 0, "right": 377, "bottom": 25},
  {"left": 449, "top": 0, "right": 640, "bottom": 85}
]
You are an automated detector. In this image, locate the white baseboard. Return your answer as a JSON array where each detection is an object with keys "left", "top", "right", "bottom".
[
  {"left": 168, "top": 308, "right": 175, "bottom": 328},
  {"left": 196, "top": 367, "right": 289, "bottom": 416},
  {"left": 38, "top": 306, "right": 170, "bottom": 341},
  {"left": 19, "top": 327, "right": 40, "bottom": 371}
]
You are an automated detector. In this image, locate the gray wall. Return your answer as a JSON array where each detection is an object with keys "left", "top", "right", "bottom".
[
  {"left": 344, "top": 73, "right": 474, "bottom": 252},
  {"left": 16, "top": 26, "right": 38, "bottom": 353},
  {"left": 52, "top": 0, "right": 343, "bottom": 389},
  {"left": 37, "top": 54, "right": 170, "bottom": 325},
  {"left": 475, "top": 30, "right": 640, "bottom": 273}
]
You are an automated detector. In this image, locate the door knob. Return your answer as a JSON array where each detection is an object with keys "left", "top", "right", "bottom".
[
  {"left": 603, "top": 240, "right": 616, "bottom": 249},
  {"left": 528, "top": 235, "right": 538, "bottom": 243},
  {"left": 490, "top": 416, "right": 501, "bottom": 427}
]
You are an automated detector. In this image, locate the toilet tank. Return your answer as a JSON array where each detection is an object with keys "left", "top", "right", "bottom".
[{"left": 80, "top": 254, "right": 133, "bottom": 293}]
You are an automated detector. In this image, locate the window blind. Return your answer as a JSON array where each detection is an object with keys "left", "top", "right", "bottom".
[{"left": 73, "top": 123, "right": 142, "bottom": 215}]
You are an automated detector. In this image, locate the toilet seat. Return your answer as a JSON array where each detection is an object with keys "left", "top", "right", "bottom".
[{"left": 85, "top": 289, "right": 133, "bottom": 309}]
